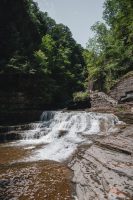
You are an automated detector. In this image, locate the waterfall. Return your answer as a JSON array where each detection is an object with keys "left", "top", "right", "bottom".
[{"left": 15, "top": 111, "right": 122, "bottom": 162}]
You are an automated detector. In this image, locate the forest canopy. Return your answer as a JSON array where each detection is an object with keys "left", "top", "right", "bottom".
[
  {"left": 84, "top": 0, "right": 133, "bottom": 92},
  {"left": 0, "top": 0, "right": 85, "bottom": 107},
  {"left": 0, "top": 0, "right": 132, "bottom": 109}
]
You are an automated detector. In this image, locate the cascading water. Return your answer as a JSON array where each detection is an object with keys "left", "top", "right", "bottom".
[{"left": 13, "top": 111, "right": 122, "bottom": 162}]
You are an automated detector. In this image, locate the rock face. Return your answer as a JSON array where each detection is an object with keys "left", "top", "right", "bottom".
[
  {"left": 0, "top": 73, "right": 50, "bottom": 125},
  {"left": 116, "top": 112, "right": 133, "bottom": 124},
  {"left": 0, "top": 123, "right": 38, "bottom": 142},
  {"left": 109, "top": 72, "right": 133, "bottom": 102},
  {"left": 90, "top": 91, "right": 118, "bottom": 108},
  {"left": 67, "top": 99, "right": 91, "bottom": 110},
  {"left": 69, "top": 125, "right": 133, "bottom": 200},
  {"left": 0, "top": 110, "right": 42, "bottom": 126}
]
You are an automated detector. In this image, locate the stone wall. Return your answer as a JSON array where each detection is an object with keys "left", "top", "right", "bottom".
[{"left": 109, "top": 72, "right": 133, "bottom": 102}]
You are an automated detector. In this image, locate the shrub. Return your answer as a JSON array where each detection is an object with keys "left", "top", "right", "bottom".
[{"left": 73, "top": 91, "right": 89, "bottom": 102}]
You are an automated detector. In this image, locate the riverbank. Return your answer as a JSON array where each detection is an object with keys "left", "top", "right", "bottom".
[
  {"left": 0, "top": 110, "right": 132, "bottom": 200},
  {"left": 68, "top": 124, "right": 133, "bottom": 200}
]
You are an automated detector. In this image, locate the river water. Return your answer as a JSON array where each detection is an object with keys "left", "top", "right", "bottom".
[{"left": 0, "top": 111, "right": 123, "bottom": 200}]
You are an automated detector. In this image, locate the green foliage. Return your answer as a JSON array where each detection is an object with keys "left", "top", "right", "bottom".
[
  {"left": 1, "top": 51, "right": 32, "bottom": 74},
  {"left": 0, "top": 0, "right": 86, "bottom": 107},
  {"left": 34, "top": 50, "right": 49, "bottom": 73},
  {"left": 85, "top": 0, "right": 133, "bottom": 92},
  {"left": 73, "top": 91, "right": 89, "bottom": 103},
  {"left": 33, "top": 24, "right": 85, "bottom": 104}
]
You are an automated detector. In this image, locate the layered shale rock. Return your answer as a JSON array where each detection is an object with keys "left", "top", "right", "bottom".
[
  {"left": 109, "top": 72, "right": 133, "bottom": 103},
  {"left": 0, "top": 123, "right": 38, "bottom": 142},
  {"left": 69, "top": 125, "right": 133, "bottom": 200},
  {"left": 90, "top": 91, "right": 118, "bottom": 108}
]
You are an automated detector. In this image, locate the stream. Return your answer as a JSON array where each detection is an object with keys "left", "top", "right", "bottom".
[{"left": 0, "top": 111, "right": 132, "bottom": 200}]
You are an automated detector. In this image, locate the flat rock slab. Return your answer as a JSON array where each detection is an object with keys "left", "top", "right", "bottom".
[
  {"left": 95, "top": 125, "right": 133, "bottom": 155},
  {"left": 69, "top": 125, "right": 133, "bottom": 200}
]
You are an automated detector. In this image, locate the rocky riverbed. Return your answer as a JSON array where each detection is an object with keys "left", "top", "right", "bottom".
[
  {"left": 0, "top": 111, "right": 133, "bottom": 200},
  {"left": 0, "top": 147, "right": 74, "bottom": 200}
]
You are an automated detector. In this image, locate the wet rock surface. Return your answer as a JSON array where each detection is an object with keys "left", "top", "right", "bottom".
[
  {"left": 0, "top": 133, "right": 75, "bottom": 200},
  {"left": 0, "top": 123, "right": 38, "bottom": 142},
  {"left": 0, "top": 160, "right": 74, "bottom": 200},
  {"left": 68, "top": 125, "right": 133, "bottom": 200},
  {"left": 0, "top": 111, "right": 133, "bottom": 200},
  {"left": 116, "top": 112, "right": 133, "bottom": 124}
]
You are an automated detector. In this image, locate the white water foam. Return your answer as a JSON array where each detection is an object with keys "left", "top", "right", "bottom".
[{"left": 12, "top": 111, "right": 123, "bottom": 162}]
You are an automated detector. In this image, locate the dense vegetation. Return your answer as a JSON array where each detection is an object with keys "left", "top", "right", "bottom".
[
  {"left": 84, "top": 0, "right": 133, "bottom": 92},
  {"left": 0, "top": 0, "right": 133, "bottom": 111},
  {"left": 0, "top": 0, "right": 85, "bottom": 108}
]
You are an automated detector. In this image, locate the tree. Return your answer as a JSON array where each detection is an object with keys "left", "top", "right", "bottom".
[
  {"left": 1, "top": 0, "right": 86, "bottom": 108},
  {"left": 85, "top": 0, "right": 133, "bottom": 92}
]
